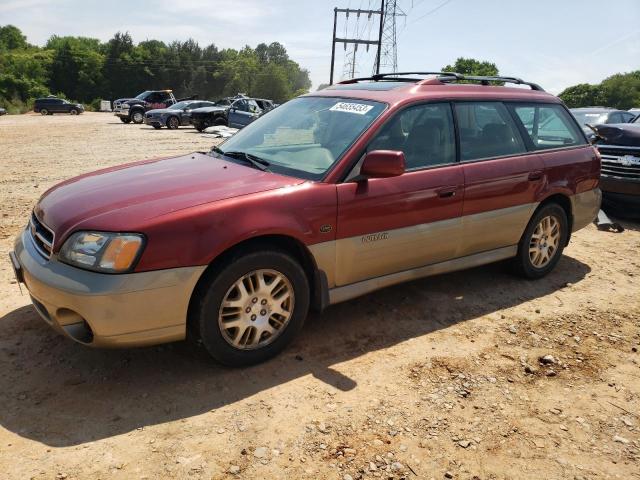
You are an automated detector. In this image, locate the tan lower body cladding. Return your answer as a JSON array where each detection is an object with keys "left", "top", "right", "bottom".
[{"left": 309, "top": 189, "right": 601, "bottom": 305}]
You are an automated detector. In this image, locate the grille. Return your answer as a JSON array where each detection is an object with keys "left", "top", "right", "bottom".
[
  {"left": 598, "top": 146, "right": 640, "bottom": 180},
  {"left": 29, "top": 212, "right": 54, "bottom": 259}
]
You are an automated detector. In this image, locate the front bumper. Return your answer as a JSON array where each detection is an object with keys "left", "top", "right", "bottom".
[
  {"left": 600, "top": 176, "right": 640, "bottom": 214},
  {"left": 114, "top": 110, "right": 129, "bottom": 118},
  {"left": 12, "top": 229, "right": 206, "bottom": 348},
  {"left": 144, "top": 117, "right": 163, "bottom": 127}
]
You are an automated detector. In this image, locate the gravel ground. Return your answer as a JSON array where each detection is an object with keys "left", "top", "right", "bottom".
[{"left": 0, "top": 112, "right": 639, "bottom": 480}]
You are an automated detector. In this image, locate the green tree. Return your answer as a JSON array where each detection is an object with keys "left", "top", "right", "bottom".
[
  {"left": 558, "top": 83, "right": 600, "bottom": 108},
  {"left": 559, "top": 71, "right": 640, "bottom": 109},
  {"left": 442, "top": 57, "right": 499, "bottom": 76},
  {"left": 0, "top": 25, "right": 28, "bottom": 50}
]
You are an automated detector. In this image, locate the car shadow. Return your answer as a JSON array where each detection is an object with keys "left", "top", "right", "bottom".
[{"left": 0, "top": 255, "right": 591, "bottom": 447}]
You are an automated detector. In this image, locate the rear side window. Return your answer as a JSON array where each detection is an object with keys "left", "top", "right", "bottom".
[
  {"left": 512, "top": 104, "right": 585, "bottom": 150},
  {"left": 367, "top": 103, "right": 456, "bottom": 170},
  {"left": 455, "top": 102, "right": 526, "bottom": 161}
]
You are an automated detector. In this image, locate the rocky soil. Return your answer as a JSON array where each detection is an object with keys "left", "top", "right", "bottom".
[{"left": 0, "top": 113, "right": 638, "bottom": 479}]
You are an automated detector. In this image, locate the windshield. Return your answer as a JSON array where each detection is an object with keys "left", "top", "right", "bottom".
[
  {"left": 571, "top": 111, "right": 606, "bottom": 127},
  {"left": 213, "top": 96, "right": 386, "bottom": 180},
  {"left": 135, "top": 91, "right": 151, "bottom": 100},
  {"left": 169, "top": 101, "right": 190, "bottom": 110}
]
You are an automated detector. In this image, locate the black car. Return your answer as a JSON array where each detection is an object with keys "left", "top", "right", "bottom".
[
  {"left": 591, "top": 117, "right": 640, "bottom": 217},
  {"left": 34, "top": 97, "right": 84, "bottom": 115},
  {"left": 0, "top": 107, "right": 6, "bottom": 116},
  {"left": 144, "top": 100, "right": 217, "bottom": 129},
  {"left": 571, "top": 107, "right": 636, "bottom": 134}
]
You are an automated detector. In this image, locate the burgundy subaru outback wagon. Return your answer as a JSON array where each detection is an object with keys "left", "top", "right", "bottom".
[{"left": 10, "top": 72, "right": 601, "bottom": 366}]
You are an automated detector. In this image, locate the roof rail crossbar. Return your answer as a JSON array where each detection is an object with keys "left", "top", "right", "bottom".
[
  {"left": 439, "top": 75, "right": 545, "bottom": 91},
  {"left": 337, "top": 71, "right": 462, "bottom": 84},
  {"left": 337, "top": 72, "right": 544, "bottom": 91}
]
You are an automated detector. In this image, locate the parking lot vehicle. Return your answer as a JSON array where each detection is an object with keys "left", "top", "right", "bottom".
[
  {"left": 0, "top": 107, "right": 6, "bottom": 116},
  {"left": 629, "top": 108, "right": 640, "bottom": 118},
  {"left": 254, "top": 98, "right": 277, "bottom": 113},
  {"left": 144, "top": 100, "right": 217, "bottom": 129},
  {"left": 191, "top": 96, "right": 264, "bottom": 131},
  {"left": 570, "top": 107, "right": 636, "bottom": 135},
  {"left": 590, "top": 117, "right": 640, "bottom": 217},
  {"left": 10, "top": 72, "right": 601, "bottom": 366},
  {"left": 113, "top": 90, "right": 196, "bottom": 124},
  {"left": 34, "top": 97, "right": 84, "bottom": 115}
]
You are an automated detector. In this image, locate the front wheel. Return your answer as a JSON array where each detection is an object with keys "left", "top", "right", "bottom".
[
  {"left": 69, "top": 108, "right": 79, "bottom": 115},
  {"left": 192, "top": 249, "right": 310, "bottom": 366},
  {"left": 166, "top": 116, "right": 180, "bottom": 129},
  {"left": 514, "top": 203, "right": 568, "bottom": 279},
  {"left": 131, "top": 110, "right": 144, "bottom": 124}
]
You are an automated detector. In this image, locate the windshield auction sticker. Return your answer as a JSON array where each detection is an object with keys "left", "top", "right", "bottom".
[{"left": 330, "top": 102, "right": 374, "bottom": 115}]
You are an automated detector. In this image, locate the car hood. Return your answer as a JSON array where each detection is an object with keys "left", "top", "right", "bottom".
[
  {"left": 35, "top": 152, "right": 304, "bottom": 247},
  {"left": 593, "top": 123, "right": 640, "bottom": 147}
]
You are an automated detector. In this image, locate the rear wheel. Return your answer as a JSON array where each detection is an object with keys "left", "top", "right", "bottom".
[
  {"left": 131, "top": 110, "right": 144, "bottom": 124},
  {"left": 193, "top": 249, "right": 310, "bottom": 366},
  {"left": 69, "top": 108, "right": 79, "bottom": 115},
  {"left": 40, "top": 109, "right": 48, "bottom": 116},
  {"left": 514, "top": 203, "right": 568, "bottom": 279},
  {"left": 166, "top": 116, "right": 180, "bottom": 129}
]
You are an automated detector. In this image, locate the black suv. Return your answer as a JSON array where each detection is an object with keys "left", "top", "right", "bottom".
[{"left": 34, "top": 97, "right": 84, "bottom": 115}]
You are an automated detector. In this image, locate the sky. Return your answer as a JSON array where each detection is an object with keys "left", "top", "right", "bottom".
[{"left": 1, "top": 0, "right": 639, "bottom": 94}]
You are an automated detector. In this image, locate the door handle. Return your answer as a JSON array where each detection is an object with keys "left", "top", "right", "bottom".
[
  {"left": 436, "top": 186, "right": 457, "bottom": 198},
  {"left": 528, "top": 170, "right": 544, "bottom": 181}
]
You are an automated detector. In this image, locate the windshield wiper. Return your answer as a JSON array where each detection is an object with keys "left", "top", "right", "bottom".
[{"left": 215, "top": 148, "right": 270, "bottom": 171}]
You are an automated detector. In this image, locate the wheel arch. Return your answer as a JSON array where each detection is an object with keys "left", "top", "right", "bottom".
[
  {"left": 186, "top": 234, "right": 327, "bottom": 341},
  {"left": 536, "top": 193, "right": 573, "bottom": 244}
]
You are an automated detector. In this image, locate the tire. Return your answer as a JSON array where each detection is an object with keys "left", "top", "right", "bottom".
[
  {"left": 69, "top": 108, "right": 79, "bottom": 115},
  {"left": 514, "top": 203, "right": 568, "bottom": 279},
  {"left": 195, "top": 124, "right": 205, "bottom": 132},
  {"left": 40, "top": 109, "right": 48, "bottom": 116},
  {"left": 166, "top": 116, "right": 180, "bottom": 129},
  {"left": 131, "top": 110, "right": 144, "bottom": 124},
  {"left": 120, "top": 117, "right": 131, "bottom": 124},
  {"left": 193, "top": 249, "right": 310, "bottom": 366},
  {"left": 214, "top": 117, "right": 227, "bottom": 126}
]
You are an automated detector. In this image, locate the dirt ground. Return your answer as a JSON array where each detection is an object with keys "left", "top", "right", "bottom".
[{"left": 0, "top": 112, "right": 638, "bottom": 480}]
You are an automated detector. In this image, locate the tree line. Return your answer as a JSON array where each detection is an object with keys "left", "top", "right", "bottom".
[{"left": 0, "top": 25, "right": 312, "bottom": 113}]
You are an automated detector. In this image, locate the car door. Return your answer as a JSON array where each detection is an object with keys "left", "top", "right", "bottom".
[
  {"left": 181, "top": 102, "right": 198, "bottom": 125},
  {"left": 227, "top": 100, "right": 247, "bottom": 128},
  {"left": 335, "top": 102, "right": 464, "bottom": 286},
  {"left": 50, "top": 99, "right": 64, "bottom": 113},
  {"left": 456, "top": 101, "right": 543, "bottom": 257}
]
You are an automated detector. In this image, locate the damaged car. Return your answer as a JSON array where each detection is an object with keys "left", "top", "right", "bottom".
[
  {"left": 589, "top": 118, "right": 640, "bottom": 217},
  {"left": 144, "top": 100, "right": 217, "bottom": 129}
]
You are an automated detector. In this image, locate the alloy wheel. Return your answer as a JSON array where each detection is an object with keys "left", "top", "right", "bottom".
[
  {"left": 529, "top": 215, "right": 560, "bottom": 268},
  {"left": 217, "top": 269, "right": 294, "bottom": 350}
]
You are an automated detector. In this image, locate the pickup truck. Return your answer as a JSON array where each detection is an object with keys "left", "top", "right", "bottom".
[{"left": 113, "top": 90, "right": 196, "bottom": 124}]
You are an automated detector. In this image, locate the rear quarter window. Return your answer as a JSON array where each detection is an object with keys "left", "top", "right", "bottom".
[{"left": 512, "top": 104, "right": 586, "bottom": 150}]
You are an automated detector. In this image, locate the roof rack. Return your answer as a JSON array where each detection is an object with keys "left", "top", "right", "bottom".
[{"left": 338, "top": 72, "right": 545, "bottom": 91}]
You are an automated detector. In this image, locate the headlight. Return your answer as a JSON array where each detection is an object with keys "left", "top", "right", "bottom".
[
  {"left": 122, "top": 104, "right": 130, "bottom": 110},
  {"left": 59, "top": 232, "right": 144, "bottom": 273}
]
